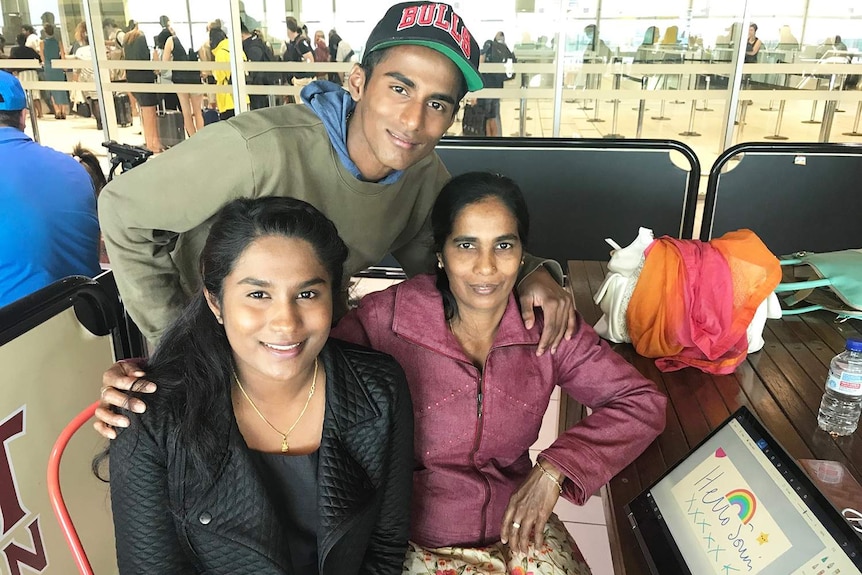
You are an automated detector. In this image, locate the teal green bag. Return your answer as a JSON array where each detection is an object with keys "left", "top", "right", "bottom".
[{"left": 775, "top": 249, "right": 862, "bottom": 321}]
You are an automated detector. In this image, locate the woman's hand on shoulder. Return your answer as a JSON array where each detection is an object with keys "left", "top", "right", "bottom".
[
  {"left": 94, "top": 359, "right": 155, "bottom": 439},
  {"left": 499, "top": 458, "right": 565, "bottom": 554}
]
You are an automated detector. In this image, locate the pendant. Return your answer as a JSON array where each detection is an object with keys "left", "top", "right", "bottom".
[{"left": 281, "top": 436, "right": 289, "bottom": 453}]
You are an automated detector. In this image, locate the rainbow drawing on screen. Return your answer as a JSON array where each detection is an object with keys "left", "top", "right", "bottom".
[{"left": 726, "top": 488, "right": 757, "bottom": 524}]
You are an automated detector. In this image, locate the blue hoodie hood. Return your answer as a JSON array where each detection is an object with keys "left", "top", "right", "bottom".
[{"left": 301, "top": 80, "right": 403, "bottom": 184}]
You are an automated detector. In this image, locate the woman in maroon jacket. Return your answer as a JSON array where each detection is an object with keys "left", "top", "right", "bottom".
[{"left": 332, "top": 172, "right": 666, "bottom": 574}]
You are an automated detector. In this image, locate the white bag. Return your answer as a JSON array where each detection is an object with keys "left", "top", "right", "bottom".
[
  {"left": 746, "top": 292, "right": 783, "bottom": 353},
  {"left": 593, "top": 227, "right": 655, "bottom": 343}
]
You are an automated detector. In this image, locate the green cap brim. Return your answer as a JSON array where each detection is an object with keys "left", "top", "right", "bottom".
[{"left": 370, "top": 39, "right": 484, "bottom": 92}]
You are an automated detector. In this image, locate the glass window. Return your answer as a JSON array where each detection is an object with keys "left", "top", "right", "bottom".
[{"left": 9, "top": 0, "right": 861, "bottom": 184}]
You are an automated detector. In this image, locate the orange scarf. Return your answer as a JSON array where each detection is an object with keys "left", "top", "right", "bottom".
[{"left": 627, "top": 230, "right": 780, "bottom": 374}]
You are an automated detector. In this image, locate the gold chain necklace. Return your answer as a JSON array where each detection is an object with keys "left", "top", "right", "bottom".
[{"left": 233, "top": 358, "right": 318, "bottom": 453}]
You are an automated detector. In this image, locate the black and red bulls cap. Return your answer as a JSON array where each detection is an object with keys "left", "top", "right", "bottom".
[{"left": 365, "top": 2, "right": 483, "bottom": 91}]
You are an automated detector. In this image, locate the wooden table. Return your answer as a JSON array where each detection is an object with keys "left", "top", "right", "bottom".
[{"left": 565, "top": 260, "right": 862, "bottom": 575}]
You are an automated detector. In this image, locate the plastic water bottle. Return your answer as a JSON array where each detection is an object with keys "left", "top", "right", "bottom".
[{"left": 817, "top": 338, "right": 862, "bottom": 436}]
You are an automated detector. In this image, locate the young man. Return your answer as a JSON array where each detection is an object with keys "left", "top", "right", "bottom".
[
  {"left": 96, "top": 1, "right": 574, "bottom": 435},
  {"left": 0, "top": 71, "right": 100, "bottom": 307}
]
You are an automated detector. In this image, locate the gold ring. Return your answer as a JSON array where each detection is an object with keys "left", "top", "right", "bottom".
[{"left": 512, "top": 521, "right": 521, "bottom": 529}]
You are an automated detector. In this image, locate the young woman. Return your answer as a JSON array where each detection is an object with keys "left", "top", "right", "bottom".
[
  {"left": 160, "top": 20, "right": 205, "bottom": 136},
  {"left": 70, "top": 22, "right": 99, "bottom": 128},
  {"left": 313, "top": 29, "right": 329, "bottom": 63},
  {"left": 40, "top": 23, "right": 69, "bottom": 119},
  {"left": 210, "top": 27, "right": 246, "bottom": 119},
  {"left": 332, "top": 172, "right": 666, "bottom": 574},
  {"left": 312, "top": 29, "right": 329, "bottom": 81},
  {"left": 122, "top": 21, "right": 162, "bottom": 152},
  {"left": 100, "top": 197, "right": 413, "bottom": 574}
]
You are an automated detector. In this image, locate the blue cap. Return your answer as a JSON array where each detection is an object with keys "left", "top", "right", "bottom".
[
  {"left": 846, "top": 339, "right": 862, "bottom": 352},
  {"left": 0, "top": 71, "right": 27, "bottom": 111}
]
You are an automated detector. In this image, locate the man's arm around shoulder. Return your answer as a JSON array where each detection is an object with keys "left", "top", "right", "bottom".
[{"left": 99, "top": 122, "right": 257, "bottom": 341}]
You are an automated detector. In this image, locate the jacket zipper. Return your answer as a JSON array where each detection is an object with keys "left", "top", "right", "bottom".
[
  {"left": 394, "top": 333, "right": 529, "bottom": 542},
  {"left": 469, "top": 369, "right": 491, "bottom": 542}
]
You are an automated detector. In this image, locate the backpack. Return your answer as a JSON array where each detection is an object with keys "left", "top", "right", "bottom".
[
  {"left": 328, "top": 43, "right": 354, "bottom": 85},
  {"left": 287, "top": 36, "right": 314, "bottom": 80},
  {"left": 483, "top": 41, "right": 513, "bottom": 86},
  {"left": 245, "top": 34, "right": 280, "bottom": 85},
  {"left": 169, "top": 36, "right": 200, "bottom": 84},
  {"left": 461, "top": 103, "right": 486, "bottom": 136},
  {"left": 335, "top": 40, "right": 355, "bottom": 64}
]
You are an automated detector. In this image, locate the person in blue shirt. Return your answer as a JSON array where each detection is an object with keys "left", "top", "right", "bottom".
[{"left": 0, "top": 71, "right": 100, "bottom": 307}]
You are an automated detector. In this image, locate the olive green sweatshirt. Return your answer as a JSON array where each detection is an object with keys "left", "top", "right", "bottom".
[{"left": 99, "top": 104, "right": 559, "bottom": 343}]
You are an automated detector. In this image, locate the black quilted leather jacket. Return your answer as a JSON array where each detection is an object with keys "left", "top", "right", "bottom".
[{"left": 109, "top": 339, "right": 414, "bottom": 574}]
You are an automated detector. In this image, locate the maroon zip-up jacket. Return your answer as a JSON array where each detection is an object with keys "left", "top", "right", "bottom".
[{"left": 332, "top": 274, "right": 666, "bottom": 548}]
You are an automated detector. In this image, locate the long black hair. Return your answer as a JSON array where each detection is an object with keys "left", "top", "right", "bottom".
[
  {"left": 328, "top": 29, "right": 342, "bottom": 61},
  {"left": 72, "top": 144, "right": 107, "bottom": 197},
  {"left": 431, "top": 172, "right": 530, "bottom": 320},
  {"left": 95, "top": 197, "right": 348, "bottom": 485}
]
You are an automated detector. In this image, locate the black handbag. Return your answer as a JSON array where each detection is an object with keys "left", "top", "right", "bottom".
[
  {"left": 76, "top": 101, "right": 92, "bottom": 118},
  {"left": 461, "top": 103, "right": 486, "bottom": 136}
]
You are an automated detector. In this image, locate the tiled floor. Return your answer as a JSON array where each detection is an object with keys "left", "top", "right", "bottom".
[
  {"left": 490, "top": 93, "right": 862, "bottom": 169},
  {"left": 559, "top": 499, "right": 614, "bottom": 575}
]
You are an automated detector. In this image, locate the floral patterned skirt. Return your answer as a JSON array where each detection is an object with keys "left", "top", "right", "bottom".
[{"left": 402, "top": 512, "right": 592, "bottom": 575}]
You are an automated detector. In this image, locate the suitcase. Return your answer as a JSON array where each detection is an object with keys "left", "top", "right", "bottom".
[
  {"left": 156, "top": 109, "right": 185, "bottom": 148},
  {"left": 203, "top": 107, "right": 220, "bottom": 126},
  {"left": 114, "top": 93, "right": 132, "bottom": 127}
]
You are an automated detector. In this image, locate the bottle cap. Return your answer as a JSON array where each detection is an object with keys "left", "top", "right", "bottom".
[{"left": 846, "top": 339, "right": 862, "bottom": 352}]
